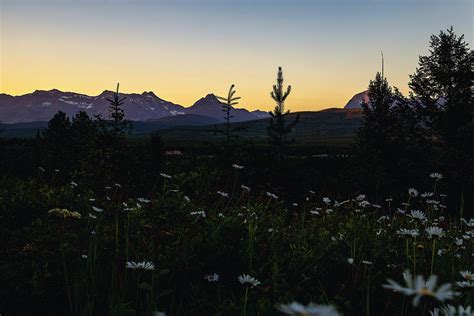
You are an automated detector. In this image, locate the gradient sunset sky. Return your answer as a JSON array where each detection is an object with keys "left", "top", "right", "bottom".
[{"left": 1, "top": 0, "right": 472, "bottom": 111}]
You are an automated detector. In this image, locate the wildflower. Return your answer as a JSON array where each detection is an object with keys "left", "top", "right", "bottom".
[
  {"left": 268, "top": 228, "right": 274, "bottom": 232},
  {"left": 204, "top": 273, "right": 219, "bottom": 282},
  {"left": 438, "top": 305, "right": 473, "bottom": 316},
  {"left": 347, "top": 258, "right": 354, "bottom": 264},
  {"left": 125, "top": 261, "right": 155, "bottom": 271},
  {"left": 421, "top": 192, "right": 434, "bottom": 198},
  {"left": 70, "top": 181, "right": 78, "bottom": 188},
  {"left": 82, "top": 254, "right": 88, "bottom": 259},
  {"left": 430, "top": 173, "right": 443, "bottom": 180},
  {"left": 241, "top": 185, "right": 251, "bottom": 192},
  {"left": 292, "top": 203, "right": 298, "bottom": 207},
  {"left": 88, "top": 213, "right": 97, "bottom": 219},
  {"left": 184, "top": 196, "right": 190, "bottom": 203},
  {"left": 409, "top": 188, "right": 419, "bottom": 197},
  {"left": 277, "top": 301, "right": 340, "bottom": 316},
  {"left": 92, "top": 206, "right": 104, "bottom": 213},
  {"left": 455, "top": 238, "right": 463, "bottom": 246},
  {"left": 218, "top": 213, "right": 225, "bottom": 218},
  {"left": 356, "top": 194, "right": 366, "bottom": 201},
  {"left": 408, "top": 210, "right": 427, "bottom": 221},
  {"left": 322, "top": 197, "right": 331, "bottom": 205},
  {"left": 217, "top": 191, "right": 229, "bottom": 198},
  {"left": 137, "top": 198, "right": 150, "bottom": 203},
  {"left": 397, "top": 229, "right": 419, "bottom": 237},
  {"left": 397, "top": 208, "right": 406, "bottom": 214},
  {"left": 190, "top": 211, "right": 206, "bottom": 218},
  {"left": 266, "top": 192, "right": 278, "bottom": 199},
  {"left": 238, "top": 274, "right": 261, "bottom": 287},
  {"left": 48, "top": 208, "right": 81, "bottom": 219},
  {"left": 383, "top": 270, "right": 458, "bottom": 306},
  {"left": 232, "top": 164, "right": 244, "bottom": 170},
  {"left": 160, "top": 173, "right": 172, "bottom": 179},
  {"left": 460, "top": 271, "right": 473, "bottom": 281},
  {"left": 310, "top": 210, "right": 320, "bottom": 215},
  {"left": 359, "top": 200, "right": 371, "bottom": 208},
  {"left": 426, "top": 226, "right": 445, "bottom": 238},
  {"left": 438, "top": 249, "right": 447, "bottom": 256}
]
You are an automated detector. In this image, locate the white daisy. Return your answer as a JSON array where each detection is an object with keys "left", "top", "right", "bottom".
[
  {"left": 383, "top": 270, "right": 458, "bottom": 306},
  {"left": 204, "top": 273, "right": 219, "bottom": 282},
  {"left": 277, "top": 301, "right": 340, "bottom": 316},
  {"left": 125, "top": 261, "right": 155, "bottom": 271},
  {"left": 238, "top": 274, "right": 261, "bottom": 287},
  {"left": 426, "top": 226, "right": 445, "bottom": 238},
  {"left": 92, "top": 206, "right": 104, "bottom": 213}
]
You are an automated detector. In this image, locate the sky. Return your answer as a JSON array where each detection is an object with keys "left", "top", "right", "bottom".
[{"left": 0, "top": 0, "right": 472, "bottom": 111}]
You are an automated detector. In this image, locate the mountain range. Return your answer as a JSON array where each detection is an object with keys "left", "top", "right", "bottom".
[
  {"left": 0, "top": 89, "right": 369, "bottom": 124},
  {"left": 0, "top": 89, "right": 270, "bottom": 124}
]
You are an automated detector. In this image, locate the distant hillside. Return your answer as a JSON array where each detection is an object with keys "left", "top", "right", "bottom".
[{"left": 1, "top": 108, "right": 363, "bottom": 141}]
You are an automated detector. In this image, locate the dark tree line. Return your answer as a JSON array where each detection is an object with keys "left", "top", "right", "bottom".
[
  {"left": 22, "top": 84, "right": 165, "bottom": 193},
  {"left": 355, "top": 27, "right": 473, "bottom": 215}
]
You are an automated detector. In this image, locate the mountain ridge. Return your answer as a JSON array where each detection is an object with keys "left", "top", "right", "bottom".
[{"left": 0, "top": 89, "right": 270, "bottom": 124}]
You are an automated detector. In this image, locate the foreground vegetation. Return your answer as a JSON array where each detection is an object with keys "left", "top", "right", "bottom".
[{"left": 1, "top": 169, "right": 473, "bottom": 315}]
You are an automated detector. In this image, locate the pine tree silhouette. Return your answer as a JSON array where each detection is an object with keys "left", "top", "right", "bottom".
[
  {"left": 267, "top": 67, "right": 299, "bottom": 160},
  {"left": 215, "top": 84, "right": 242, "bottom": 147}
]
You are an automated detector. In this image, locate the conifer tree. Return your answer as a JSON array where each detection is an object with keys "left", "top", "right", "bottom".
[
  {"left": 409, "top": 27, "right": 473, "bottom": 215},
  {"left": 105, "top": 83, "right": 132, "bottom": 137},
  {"left": 355, "top": 72, "right": 398, "bottom": 193},
  {"left": 216, "top": 84, "right": 242, "bottom": 147},
  {"left": 42, "top": 111, "right": 73, "bottom": 172},
  {"left": 267, "top": 67, "right": 299, "bottom": 159},
  {"left": 409, "top": 27, "right": 472, "bottom": 142}
]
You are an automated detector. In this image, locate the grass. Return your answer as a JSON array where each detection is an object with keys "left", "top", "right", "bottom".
[{"left": 1, "top": 168, "right": 473, "bottom": 315}]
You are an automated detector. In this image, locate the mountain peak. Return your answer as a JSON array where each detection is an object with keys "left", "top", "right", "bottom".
[
  {"left": 344, "top": 91, "right": 369, "bottom": 109},
  {"left": 32, "top": 88, "right": 63, "bottom": 95},
  {"left": 142, "top": 91, "right": 159, "bottom": 99}
]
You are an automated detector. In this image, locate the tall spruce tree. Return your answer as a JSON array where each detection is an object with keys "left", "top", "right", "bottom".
[
  {"left": 96, "top": 83, "right": 132, "bottom": 185},
  {"left": 42, "top": 111, "right": 73, "bottom": 173},
  {"left": 105, "top": 83, "right": 132, "bottom": 138},
  {"left": 267, "top": 67, "right": 299, "bottom": 159},
  {"left": 409, "top": 27, "right": 472, "bottom": 142},
  {"left": 409, "top": 27, "right": 473, "bottom": 215},
  {"left": 355, "top": 72, "right": 398, "bottom": 194}
]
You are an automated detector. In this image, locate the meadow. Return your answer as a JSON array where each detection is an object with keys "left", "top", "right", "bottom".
[{"left": 1, "top": 159, "right": 473, "bottom": 315}]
